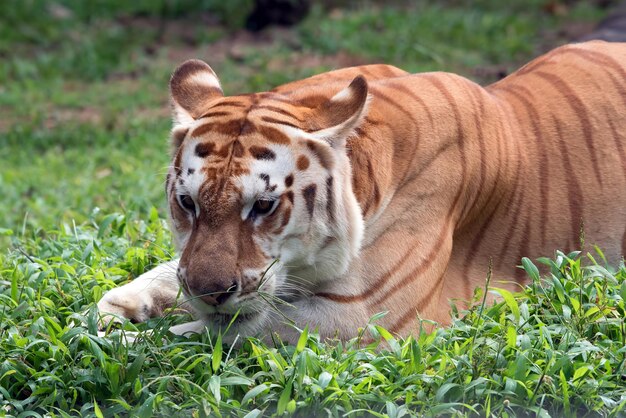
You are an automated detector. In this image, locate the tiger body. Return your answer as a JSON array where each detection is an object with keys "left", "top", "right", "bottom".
[{"left": 98, "top": 41, "right": 626, "bottom": 342}]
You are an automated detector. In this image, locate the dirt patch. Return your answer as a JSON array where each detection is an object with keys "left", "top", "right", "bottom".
[{"left": 43, "top": 107, "right": 102, "bottom": 129}]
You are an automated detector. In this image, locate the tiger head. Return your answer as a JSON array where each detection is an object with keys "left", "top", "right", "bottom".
[{"left": 165, "top": 60, "right": 368, "bottom": 333}]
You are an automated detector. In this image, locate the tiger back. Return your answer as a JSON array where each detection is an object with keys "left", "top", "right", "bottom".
[{"left": 98, "top": 40, "right": 626, "bottom": 342}]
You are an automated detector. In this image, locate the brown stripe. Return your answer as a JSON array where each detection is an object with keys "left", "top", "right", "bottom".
[
  {"left": 295, "top": 94, "right": 330, "bottom": 109},
  {"left": 422, "top": 75, "right": 467, "bottom": 177},
  {"left": 497, "top": 85, "right": 550, "bottom": 245},
  {"left": 368, "top": 209, "right": 456, "bottom": 307},
  {"left": 198, "top": 111, "right": 231, "bottom": 119},
  {"left": 400, "top": 139, "right": 456, "bottom": 187},
  {"left": 326, "top": 176, "right": 335, "bottom": 222},
  {"left": 385, "top": 81, "right": 434, "bottom": 125},
  {"left": 249, "top": 145, "right": 276, "bottom": 160},
  {"left": 285, "top": 174, "right": 294, "bottom": 188},
  {"left": 192, "top": 120, "right": 243, "bottom": 138},
  {"left": 360, "top": 159, "right": 377, "bottom": 216},
  {"left": 210, "top": 101, "right": 248, "bottom": 108},
  {"left": 259, "top": 173, "right": 273, "bottom": 191},
  {"left": 389, "top": 271, "right": 446, "bottom": 334},
  {"left": 173, "top": 145, "right": 183, "bottom": 176},
  {"left": 171, "top": 127, "right": 189, "bottom": 150},
  {"left": 573, "top": 50, "right": 626, "bottom": 110},
  {"left": 368, "top": 86, "right": 418, "bottom": 133},
  {"left": 165, "top": 172, "right": 171, "bottom": 195},
  {"left": 280, "top": 206, "right": 292, "bottom": 228},
  {"left": 302, "top": 184, "right": 316, "bottom": 217},
  {"left": 318, "top": 186, "right": 462, "bottom": 305},
  {"left": 257, "top": 105, "right": 305, "bottom": 122},
  {"left": 261, "top": 116, "right": 300, "bottom": 129},
  {"left": 534, "top": 70, "right": 603, "bottom": 186},
  {"left": 553, "top": 116, "right": 584, "bottom": 249},
  {"left": 515, "top": 216, "right": 532, "bottom": 283},
  {"left": 496, "top": 128, "right": 526, "bottom": 267},
  {"left": 232, "top": 140, "right": 245, "bottom": 157},
  {"left": 259, "top": 125, "right": 291, "bottom": 145},
  {"left": 459, "top": 84, "right": 488, "bottom": 223},
  {"left": 607, "top": 117, "right": 626, "bottom": 180},
  {"left": 497, "top": 191, "right": 527, "bottom": 272},
  {"left": 240, "top": 120, "right": 257, "bottom": 135},
  {"left": 460, "top": 109, "right": 507, "bottom": 287},
  {"left": 380, "top": 81, "right": 427, "bottom": 186},
  {"left": 306, "top": 141, "right": 333, "bottom": 170}
]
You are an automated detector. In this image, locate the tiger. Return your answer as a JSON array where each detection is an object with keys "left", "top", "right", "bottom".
[{"left": 98, "top": 40, "right": 626, "bottom": 343}]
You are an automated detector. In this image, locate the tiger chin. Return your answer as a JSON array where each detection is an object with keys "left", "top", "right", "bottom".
[{"left": 98, "top": 40, "right": 626, "bottom": 344}]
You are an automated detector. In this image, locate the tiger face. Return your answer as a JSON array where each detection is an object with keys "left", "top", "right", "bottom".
[{"left": 166, "top": 60, "right": 367, "bottom": 333}]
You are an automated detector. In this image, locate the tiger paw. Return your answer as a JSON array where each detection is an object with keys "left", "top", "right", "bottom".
[{"left": 97, "top": 287, "right": 154, "bottom": 329}]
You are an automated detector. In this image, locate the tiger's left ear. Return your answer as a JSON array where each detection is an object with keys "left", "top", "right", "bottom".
[
  {"left": 170, "top": 59, "right": 224, "bottom": 127},
  {"left": 309, "top": 76, "right": 369, "bottom": 147}
]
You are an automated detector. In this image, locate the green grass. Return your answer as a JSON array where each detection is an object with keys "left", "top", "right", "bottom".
[
  {"left": 1, "top": 0, "right": 622, "bottom": 416},
  {"left": 2, "top": 215, "right": 625, "bottom": 416}
]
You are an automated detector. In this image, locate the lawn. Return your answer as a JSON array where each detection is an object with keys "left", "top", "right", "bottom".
[{"left": 1, "top": 1, "right": 625, "bottom": 416}]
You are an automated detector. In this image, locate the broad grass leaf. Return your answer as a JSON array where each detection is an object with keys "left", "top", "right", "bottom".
[
  {"left": 242, "top": 384, "right": 270, "bottom": 405},
  {"left": 506, "top": 326, "right": 516, "bottom": 349},
  {"left": 318, "top": 371, "right": 333, "bottom": 389},
  {"left": 127, "top": 353, "right": 146, "bottom": 384},
  {"left": 296, "top": 325, "right": 308, "bottom": 353},
  {"left": 212, "top": 333, "right": 222, "bottom": 373},
  {"left": 220, "top": 375, "right": 254, "bottom": 386},
  {"left": 573, "top": 365, "right": 592, "bottom": 383},
  {"left": 209, "top": 375, "right": 221, "bottom": 404},
  {"left": 491, "top": 287, "right": 520, "bottom": 322},
  {"left": 521, "top": 257, "right": 540, "bottom": 281},
  {"left": 135, "top": 394, "right": 155, "bottom": 418},
  {"left": 242, "top": 409, "right": 262, "bottom": 418},
  {"left": 435, "top": 383, "right": 462, "bottom": 403},
  {"left": 559, "top": 370, "right": 571, "bottom": 416},
  {"left": 277, "top": 378, "right": 293, "bottom": 415},
  {"left": 93, "top": 399, "right": 104, "bottom": 418},
  {"left": 375, "top": 325, "right": 400, "bottom": 354}
]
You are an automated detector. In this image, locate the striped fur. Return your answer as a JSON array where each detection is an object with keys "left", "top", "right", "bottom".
[{"left": 98, "top": 41, "right": 626, "bottom": 342}]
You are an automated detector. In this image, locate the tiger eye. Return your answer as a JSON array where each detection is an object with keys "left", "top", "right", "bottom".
[{"left": 250, "top": 199, "right": 276, "bottom": 219}]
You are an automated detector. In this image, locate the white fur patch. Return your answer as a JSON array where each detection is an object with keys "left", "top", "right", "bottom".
[
  {"left": 237, "top": 144, "right": 295, "bottom": 221},
  {"left": 175, "top": 137, "right": 209, "bottom": 214},
  {"left": 189, "top": 71, "right": 222, "bottom": 91}
]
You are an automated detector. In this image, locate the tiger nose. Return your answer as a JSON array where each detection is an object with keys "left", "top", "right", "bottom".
[{"left": 198, "top": 281, "right": 238, "bottom": 306}]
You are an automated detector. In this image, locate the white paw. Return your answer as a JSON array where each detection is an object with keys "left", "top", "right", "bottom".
[{"left": 97, "top": 287, "right": 154, "bottom": 328}]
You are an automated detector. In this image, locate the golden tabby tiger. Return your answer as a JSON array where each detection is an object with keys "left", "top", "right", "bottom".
[{"left": 98, "top": 41, "right": 626, "bottom": 343}]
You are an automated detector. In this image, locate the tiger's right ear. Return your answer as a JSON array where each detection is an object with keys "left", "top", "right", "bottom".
[{"left": 169, "top": 59, "right": 224, "bottom": 127}]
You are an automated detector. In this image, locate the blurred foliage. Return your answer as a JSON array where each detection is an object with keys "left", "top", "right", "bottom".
[{"left": 0, "top": 0, "right": 608, "bottom": 247}]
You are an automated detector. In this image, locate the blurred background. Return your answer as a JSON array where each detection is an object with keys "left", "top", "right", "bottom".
[{"left": 0, "top": 0, "right": 620, "bottom": 248}]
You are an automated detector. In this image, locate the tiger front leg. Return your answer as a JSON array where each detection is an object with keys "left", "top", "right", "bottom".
[{"left": 97, "top": 259, "right": 186, "bottom": 327}]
